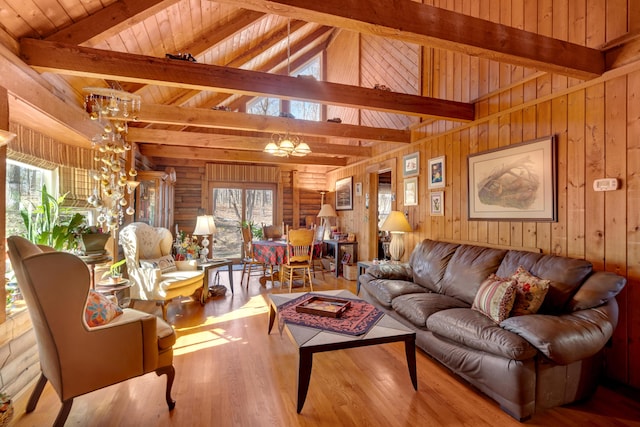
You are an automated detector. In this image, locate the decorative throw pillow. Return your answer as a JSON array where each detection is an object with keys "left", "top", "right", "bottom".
[
  {"left": 85, "top": 290, "right": 123, "bottom": 327},
  {"left": 472, "top": 274, "right": 517, "bottom": 323},
  {"left": 510, "top": 266, "right": 550, "bottom": 316},
  {"left": 140, "top": 255, "right": 177, "bottom": 273}
]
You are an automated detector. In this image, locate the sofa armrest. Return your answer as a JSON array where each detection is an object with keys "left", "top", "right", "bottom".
[
  {"left": 365, "top": 263, "right": 413, "bottom": 281},
  {"left": 501, "top": 299, "right": 618, "bottom": 364}
]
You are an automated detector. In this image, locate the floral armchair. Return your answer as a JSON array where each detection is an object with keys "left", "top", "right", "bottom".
[{"left": 119, "top": 222, "right": 205, "bottom": 320}]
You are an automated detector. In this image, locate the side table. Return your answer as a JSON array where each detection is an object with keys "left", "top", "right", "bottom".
[
  {"left": 197, "top": 258, "right": 234, "bottom": 302},
  {"left": 323, "top": 240, "right": 358, "bottom": 278},
  {"left": 79, "top": 254, "right": 112, "bottom": 289},
  {"left": 95, "top": 279, "right": 132, "bottom": 307},
  {"left": 356, "top": 261, "right": 375, "bottom": 295}
]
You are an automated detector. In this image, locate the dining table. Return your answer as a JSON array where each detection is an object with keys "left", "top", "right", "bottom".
[{"left": 251, "top": 240, "right": 323, "bottom": 285}]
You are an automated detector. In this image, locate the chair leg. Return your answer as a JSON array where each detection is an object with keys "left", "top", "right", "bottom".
[
  {"left": 158, "top": 301, "right": 169, "bottom": 321},
  {"left": 156, "top": 365, "right": 176, "bottom": 410},
  {"left": 53, "top": 399, "right": 73, "bottom": 427},
  {"left": 26, "top": 373, "right": 48, "bottom": 413},
  {"left": 307, "top": 267, "right": 313, "bottom": 292}
]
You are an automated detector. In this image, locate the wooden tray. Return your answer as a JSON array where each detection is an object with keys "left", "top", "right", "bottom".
[{"left": 295, "top": 296, "right": 351, "bottom": 318}]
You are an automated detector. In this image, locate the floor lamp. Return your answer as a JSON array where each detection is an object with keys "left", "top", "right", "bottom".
[
  {"left": 193, "top": 215, "right": 216, "bottom": 261},
  {"left": 380, "top": 211, "right": 412, "bottom": 262},
  {"left": 317, "top": 204, "right": 337, "bottom": 240}
]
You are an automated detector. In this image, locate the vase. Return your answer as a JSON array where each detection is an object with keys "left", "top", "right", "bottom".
[{"left": 80, "top": 233, "right": 110, "bottom": 254}]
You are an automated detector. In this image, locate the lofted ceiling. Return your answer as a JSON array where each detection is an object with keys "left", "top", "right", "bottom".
[{"left": 0, "top": 0, "right": 614, "bottom": 172}]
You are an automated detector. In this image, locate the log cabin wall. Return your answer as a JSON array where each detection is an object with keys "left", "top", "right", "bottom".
[{"left": 324, "top": 0, "right": 640, "bottom": 389}]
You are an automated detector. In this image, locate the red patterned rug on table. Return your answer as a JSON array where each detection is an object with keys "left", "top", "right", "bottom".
[{"left": 277, "top": 293, "right": 384, "bottom": 336}]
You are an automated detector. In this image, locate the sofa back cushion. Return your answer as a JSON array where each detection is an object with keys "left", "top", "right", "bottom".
[
  {"left": 439, "top": 244, "right": 507, "bottom": 304},
  {"left": 530, "top": 255, "right": 592, "bottom": 313},
  {"left": 410, "top": 239, "right": 459, "bottom": 292},
  {"left": 495, "top": 250, "right": 544, "bottom": 278}
]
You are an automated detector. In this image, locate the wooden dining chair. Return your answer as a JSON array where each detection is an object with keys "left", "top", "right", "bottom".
[
  {"left": 311, "top": 225, "right": 326, "bottom": 279},
  {"left": 241, "top": 224, "right": 268, "bottom": 287},
  {"left": 281, "top": 228, "right": 315, "bottom": 292},
  {"left": 262, "top": 224, "right": 283, "bottom": 240}
]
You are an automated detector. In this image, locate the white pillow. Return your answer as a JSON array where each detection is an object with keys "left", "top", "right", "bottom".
[{"left": 140, "top": 255, "right": 177, "bottom": 273}]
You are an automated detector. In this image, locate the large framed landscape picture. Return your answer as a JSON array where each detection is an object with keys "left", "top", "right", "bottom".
[
  {"left": 335, "top": 176, "right": 353, "bottom": 211},
  {"left": 467, "top": 136, "right": 557, "bottom": 221}
]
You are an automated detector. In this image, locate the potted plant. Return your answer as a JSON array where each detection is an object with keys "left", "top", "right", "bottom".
[
  {"left": 108, "top": 259, "right": 127, "bottom": 284},
  {"left": 76, "top": 225, "right": 110, "bottom": 255},
  {"left": 20, "top": 184, "right": 85, "bottom": 251}
]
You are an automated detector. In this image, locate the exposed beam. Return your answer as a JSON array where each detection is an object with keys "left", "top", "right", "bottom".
[
  {"left": 138, "top": 144, "right": 348, "bottom": 166},
  {"left": 135, "top": 104, "right": 410, "bottom": 142},
  {"left": 127, "top": 128, "right": 372, "bottom": 157},
  {"left": 20, "top": 39, "right": 475, "bottom": 121},
  {"left": 212, "top": 0, "right": 605, "bottom": 79},
  {"left": 45, "top": 0, "right": 182, "bottom": 46}
]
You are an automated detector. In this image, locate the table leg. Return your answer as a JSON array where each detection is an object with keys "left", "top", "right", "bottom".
[
  {"left": 227, "top": 262, "right": 234, "bottom": 294},
  {"left": 268, "top": 303, "right": 277, "bottom": 334},
  {"left": 405, "top": 336, "right": 418, "bottom": 390},
  {"left": 297, "top": 348, "right": 313, "bottom": 413}
]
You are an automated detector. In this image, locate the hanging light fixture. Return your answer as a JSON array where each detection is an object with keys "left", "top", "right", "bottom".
[
  {"left": 265, "top": 132, "right": 311, "bottom": 157},
  {"left": 263, "top": 19, "right": 312, "bottom": 158},
  {"left": 83, "top": 85, "right": 141, "bottom": 233}
]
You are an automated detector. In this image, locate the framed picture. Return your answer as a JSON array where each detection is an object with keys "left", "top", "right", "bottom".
[
  {"left": 404, "top": 177, "right": 418, "bottom": 206},
  {"left": 430, "top": 191, "right": 444, "bottom": 216},
  {"left": 403, "top": 152, "right": 420, "bottom": 177},
  {"left": 428, "top": 156, "right": 445, "bottom": 189},
  {"left": 467, "top": 136, "right": 557, "bottom": 221},
  {"left": 355, "top": 182, "right": 362, "bottom": 197},
  {"left": 341, "top": 252, "right": 352, "bottom": 264},
  {"left": 335, "top": 176, "right": 353, "bottom": 211}
]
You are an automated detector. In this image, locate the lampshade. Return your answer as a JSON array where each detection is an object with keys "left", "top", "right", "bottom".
[
  {"left": 193, "top": 215, "right": 216, "bottom": 235},
  {"left": 380, "top": 211, "right": 413, "bottom": 233},
  {"left": 317, "top": 204, "right": 337, "bottom": 218}
]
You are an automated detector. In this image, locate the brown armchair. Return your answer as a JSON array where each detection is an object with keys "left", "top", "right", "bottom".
[{"left": 7, "top": 236, "right": 177, "bottom": 427}]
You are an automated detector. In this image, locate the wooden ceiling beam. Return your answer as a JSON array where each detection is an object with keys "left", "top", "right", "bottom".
[
  {"left": 138, "top": 144, "right": 348, "bottom": 166},
  {"left": 212, "top": 0, "right": 604, "bottom": 79},
  {"left": 135, "top": 104, "right": 410, "bottom": 142},
  {"left": 20, "top": 38, "right": 474, "bottom": 121},
  {"left": 45, "top": 0, "right": 182, "bottom": 46},
  {"left": 127, "top": 128, "right": 372, "bottom": 157}
]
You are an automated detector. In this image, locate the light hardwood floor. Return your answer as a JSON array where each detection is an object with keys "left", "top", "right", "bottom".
[{"left": 9, "top": 269, "right": 640, "bottom": 427}]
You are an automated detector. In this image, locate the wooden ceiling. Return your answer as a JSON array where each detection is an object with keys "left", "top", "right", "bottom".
[{"left": 0, "top": 0, "right": 616, "bottom": 171}]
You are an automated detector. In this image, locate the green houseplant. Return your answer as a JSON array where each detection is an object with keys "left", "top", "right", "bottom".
[
  {"left": 109, "top": 258, "right": 127, "bottom": 283},
  {"left": 20, "top": 184, "right": 85, "bottom": 251}
]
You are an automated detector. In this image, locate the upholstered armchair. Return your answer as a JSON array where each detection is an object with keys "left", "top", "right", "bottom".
[
  {"left": 7, "top": 236, "right": 177, "bottom": 427},
  {"left": 119, "top": 222, "right": 205, "bottom": 320}
]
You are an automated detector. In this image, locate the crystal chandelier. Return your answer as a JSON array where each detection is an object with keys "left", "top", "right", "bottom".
[
  {"left": 264, "top": 132, "right": 311, "bottom": 157},
  {"left": 83, "top": 86, "right": 141, "bottom": 233}
]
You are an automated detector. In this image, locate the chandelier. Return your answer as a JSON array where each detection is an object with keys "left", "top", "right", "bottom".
[
  {"left": 83, "top": 86, "right": 141, "bottom": 233},
  {"left": 264, "top": 132, "right": 311, "bottom": 157}
]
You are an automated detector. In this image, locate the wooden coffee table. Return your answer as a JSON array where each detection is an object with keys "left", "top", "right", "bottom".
[{"left": 267, "top": 289, "right": 417, "bottom": 413}]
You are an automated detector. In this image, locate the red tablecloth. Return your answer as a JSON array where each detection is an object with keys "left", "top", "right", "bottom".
[{"left": 252, "top": 240, "right": 322, "bottom": 266}]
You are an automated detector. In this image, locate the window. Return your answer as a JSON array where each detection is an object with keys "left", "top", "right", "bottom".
[
  {"left": 247, "top": 97, "right": 280, "bottom": 117},
  {"left": 290, "top": 57, "right": 322, "bottom": 121},
  {"left": 6, "top": 160, "right": 53, "bottom": 238}
]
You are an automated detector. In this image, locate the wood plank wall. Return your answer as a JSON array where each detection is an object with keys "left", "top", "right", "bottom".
[{"left": 325, "top": 1, "right": 640, "bottom": 388}]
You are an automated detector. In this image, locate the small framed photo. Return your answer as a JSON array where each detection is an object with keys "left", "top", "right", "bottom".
[
  {"left": 404, "top": 177, "right": 418, "bottom": 206},
  {"left": 428, "top": 156, "right": 445, "bottom": 189},
  {"left": 403, "top": 152, "right": 420, "bottom": 178},
  {"left": 341, "top": 252, "right": 352, "bottom": 264},
  {"left": 355, "top": 182, "right": 362, "bottom": 197},
  {"left": 430, "top": 191, "right": 444, "bottom": 216}
]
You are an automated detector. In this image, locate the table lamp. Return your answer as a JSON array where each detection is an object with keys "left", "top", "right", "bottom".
[
  {"left": 380, "top": 211, "right": 412, "bottom": 262},
  {"left": 317, "top": 204, "right": 337, "bottom": 240},
  {"left": 193, "top": 215, "right": 216, "bottom": 261}
]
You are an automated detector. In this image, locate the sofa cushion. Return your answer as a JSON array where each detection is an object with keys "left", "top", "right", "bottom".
[
  {"left": 510, "top": 266, "right": 550, "bottom": 316},
  {"left": 409, "top": 239, "right": 459, "bottom": 292},
  {"left": 530, "top": 255, "right": 592, "bottom": 314},
  {"left": 439, "top": 245, "right": 507, "bottom": 304},
  {"left": 365, "top": 263, "right": 413, "bottom": 281},
  {"left": 361, "top": 278, "right": 427, "bottom": 308},
  {"left": 472, "top": 274, "right": 517, "bottom": 323},
  {"left": 567, "top": 271, "right": 626, "bottom": 311},
  {"left": 427, "top": 308, "right": 537, "bottom": 360},
  {"left": 495, "top": 250, "right": 544, "bottom": 278},
  {"left": 392, "top": 293, "right": 469, "bottom": 327}
]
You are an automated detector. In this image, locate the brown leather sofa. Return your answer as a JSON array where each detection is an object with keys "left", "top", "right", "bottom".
[{"left": 358, "top": 239, "right": 626, "bottom": 421}]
